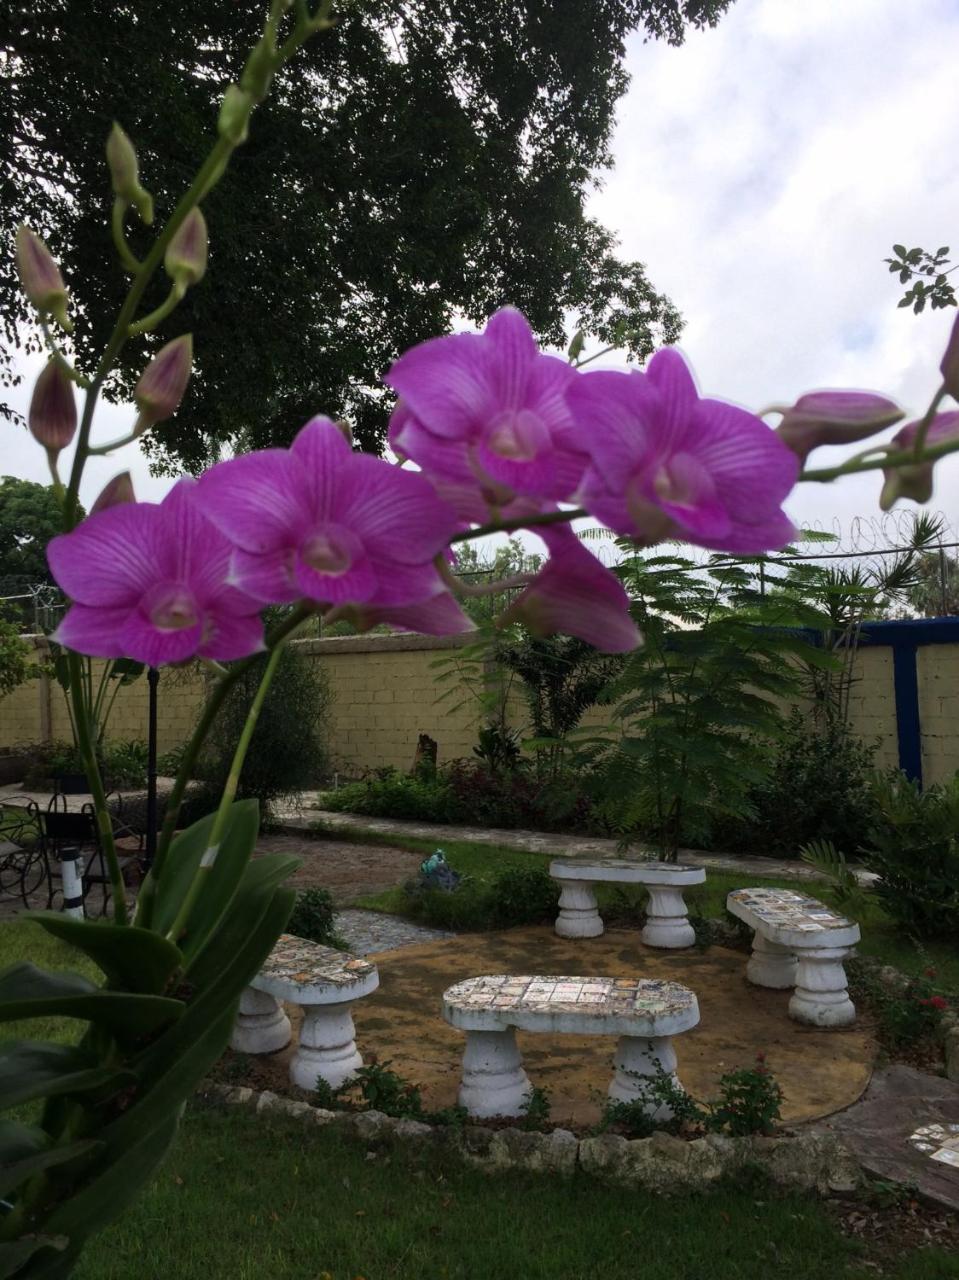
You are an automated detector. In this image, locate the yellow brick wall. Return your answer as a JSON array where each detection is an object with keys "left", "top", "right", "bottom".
[
  {"left": 844, "top": 646, "right": 900, "bottom": 772},
  {"left": 918, "top": 645, "right": 959, "bottom": 785},
  {"left": 4, "top": 629, "right": 959, "bottom": 787}
]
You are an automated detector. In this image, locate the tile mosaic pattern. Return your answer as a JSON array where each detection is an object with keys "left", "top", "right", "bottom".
[
  {"left": 909, "top": 1124, "right": 959, "bottom": 1169},
  {"left": 262, "top": 933, "right": 376, "bottom": 988},
  {"left": 728, "top": 887, "right": 853, "bottom": 933},
  {"left": 553, "top": 857, "right": 702, "bottom": 874},
  {"left": 444, "top": 974, "right": 695, "bottom": 1020}
]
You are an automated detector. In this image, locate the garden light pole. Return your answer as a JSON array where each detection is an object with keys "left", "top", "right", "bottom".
[{"left": 145, "top": 665, "right": 159, "bottom": 870}]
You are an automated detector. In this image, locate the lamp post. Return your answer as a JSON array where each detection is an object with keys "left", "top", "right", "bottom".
[{"left": 144, "top": 666, "right": 159, "bottom": 870}]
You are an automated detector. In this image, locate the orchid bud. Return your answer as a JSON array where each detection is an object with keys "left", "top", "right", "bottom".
[
  {"left": 15, "top": 226, "right": 72, "bottom": 331},
  {"left": 940, "top": 313, "right": 959, "bottom": 400},
  {"left": 106, "top": 124, "right": 154, "bottom": 224},
  {"left": 218, "top": 85, "right": 254, "bottom": 145},
  {"left": 91, "top": 472, "right": 136, "bottom": 515},
  {"left": 777, "top": 391, "right": 903, "bottom": 462},
  {"left": 879, "top": 411, "right": 959, "bottom": 510},
  {"left": 164, "top": 209, "right": 208, "bottom": 292},
  {"left": 567, "top": 330, "right": 585, "bottom": 362},
  {"left": 29, "top": 359, "right": 77, "bottom": 452},
  {"left": 134, "top": 334, "right": 193, "bottom": 430}
]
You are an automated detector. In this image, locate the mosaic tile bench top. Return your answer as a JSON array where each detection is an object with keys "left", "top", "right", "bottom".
[
  {"left": 909, "top": 1124, "right": 959, "bottom": 1170},
  {"left": 727, "top": 888, "right": 860, "bottom": 947},
  {"left": 551, "top": 857, "right": 705, "bottom": 883},
  {"left": 251, "top": 933, "right": 379, "bottom": 1002},
  {"left": 443, "top": 974, "right": 700, "bottom": 1037}
]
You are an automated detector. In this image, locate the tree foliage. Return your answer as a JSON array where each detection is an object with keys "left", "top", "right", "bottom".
[
  {"left": 2, "top": 1, "right": 737, "bottom": 469},
  {"left": 0, "top": 475, "right": 74, "bottom": 587}
]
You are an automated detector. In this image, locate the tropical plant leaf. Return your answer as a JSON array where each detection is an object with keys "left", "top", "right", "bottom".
[
  {"left": 0, "top": 1137, "right": 102, "bottom": 1199},
  {"left": 23, "top": 915, "right": 182, "bottom": 995},
  {"left": 0, "top": 1043, "right": 132, "bottom": 1111},
  {"left": 0, "top": 965, "right": 183, "bottom": 1039}
]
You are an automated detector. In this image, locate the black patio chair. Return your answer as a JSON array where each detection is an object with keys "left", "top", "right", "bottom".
[{"left": 0, "top": 798, "right": 46, "bottom": 907}]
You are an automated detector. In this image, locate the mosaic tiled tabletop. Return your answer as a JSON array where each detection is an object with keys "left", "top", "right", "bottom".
[
  {"left": 252, "top": 933, "right": 379, "bottom": 1003},
  {"left": 909, "top": 1124, "right": 959, "bottom": 1169},
  {"left": 551, "top": 857, "right": 705, "bottom": 883},
  {"left": 727, "top": 888, "right": 860, "bottom": 946},
  {"left": 443, "top": 974, "right": 699, "bottom": 1036}
]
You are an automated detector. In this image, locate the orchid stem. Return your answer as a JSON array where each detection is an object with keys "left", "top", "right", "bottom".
[
  {"left": 127, "top": 282, "right": 185, "bottom": 337},
  {"left": 111, "top": 198, "right": 143, "bottom": 275}
]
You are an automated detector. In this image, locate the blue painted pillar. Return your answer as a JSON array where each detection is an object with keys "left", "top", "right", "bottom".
[{"left": 891, "top": 641, "right": 922, "bottom": 786}]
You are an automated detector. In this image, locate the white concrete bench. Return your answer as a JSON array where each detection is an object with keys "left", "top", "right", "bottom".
[
  {"left": 726, "top": 888, "right": 861, "bottom": 1027},
  {"left": 550, "top": 858, "right": 706, "bottom": 948},
  {"left": 231, "top": 934, "right": 379, "bottom": 1090},
  {"left": 442, "top": 973, "right": 699, "bottom": 1119}
]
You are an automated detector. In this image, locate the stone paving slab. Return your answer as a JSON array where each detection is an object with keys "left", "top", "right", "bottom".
[
  {"left": 333, "top": 908, "right": 453, "bottom": 956},
  {"left": 291, "top": 806, "right": 876, "bottom": 884},
  {"left": 817, "top": 1065, "right": 959, "bottom": 1211}
]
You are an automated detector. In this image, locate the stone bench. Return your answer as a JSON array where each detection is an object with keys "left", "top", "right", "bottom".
[
  {"left": 442, "top": 973, "right": 699, "bottom": 1119},
  {"left": 726, "top": 888, "right": 861, "bottom": 1027},
  {"left": 550, "top": 858, "right": 706, "bottom": 948},
  {"left": 231, "top": 934, "right": 379, "bottom": 1090}
]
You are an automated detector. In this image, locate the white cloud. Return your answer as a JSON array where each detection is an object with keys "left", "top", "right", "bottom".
[{"left": 588, "top": 0, "right": 959, "bottom": 536}]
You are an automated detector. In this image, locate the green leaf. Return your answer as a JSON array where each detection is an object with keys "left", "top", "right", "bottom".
[
  {"left": 0, "top": 1136, "right": 102, "bottom": 1199},
  {"left": 107, "top": 658, "right": 144, "bottom": 684},
  {"left": 0, "top": 965, "right": 183, "bottom": 1039},
  {"left": 0, "top": 1042, "right": 132, "bottom": 1112},
  {"left": 892, "top": 242, "right": 907, "bottom": 258},
  {"left": 184, "top": 855, "right": 299, "bottom": 983},
  {"left": 24, "top": 914, "right": 182, "bottom": 995}
]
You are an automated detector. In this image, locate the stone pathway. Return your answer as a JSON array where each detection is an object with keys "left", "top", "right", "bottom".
[
  {"left": 333, "top": 908, "right": 453, "bottom": 955},
  {"left": 285, "top": 805, "right": 875, "bottom": 884},
  {"left": 818, "top": 1065, "right": 959, "bottom": 1212}
]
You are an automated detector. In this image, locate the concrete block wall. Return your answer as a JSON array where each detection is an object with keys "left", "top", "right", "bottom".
[{"left": 3, "top": 629, "right": 959, "bottom": 787}]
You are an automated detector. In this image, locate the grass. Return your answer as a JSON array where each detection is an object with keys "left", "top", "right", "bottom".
[{"left": 74, "top": 1100, "right": 958, "bottom": 1280}]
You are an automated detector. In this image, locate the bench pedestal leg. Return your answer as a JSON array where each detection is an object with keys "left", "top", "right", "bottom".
[
  {"left": 642, "top": 886, "right": 695, "bottom": 949},
  {"left": 555, "top": 882, "right": 603, "bottom": 939},
  {"left": 608, "top": 1034, "right": 684, "bottom": 1119},
  {"left": 458, "top": 1028, "right": 532, "bottom": 1119},
  {"left": 230, "top": 987, "right": 292, "bottom": 1055},
  {"left": 789, "top": 947, "right": 855, "bottom": 1027},
  {"left": 746, "top": 932, "right": 799, "bottom": 989},
  {"left": 292, "top": 1000, "right": 363, "bottom": 1091}
]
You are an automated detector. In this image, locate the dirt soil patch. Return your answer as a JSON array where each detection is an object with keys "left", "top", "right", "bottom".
[{"left": 254, "top": 833, "right": 421, "bottom": 903}]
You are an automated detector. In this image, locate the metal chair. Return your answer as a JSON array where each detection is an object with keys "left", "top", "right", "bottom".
[
  {"left": 37, "top": 807, "right": 136, "bottom": 917},
  {"left": 0, "top": 799, "right": 46, "bottom": 907}
]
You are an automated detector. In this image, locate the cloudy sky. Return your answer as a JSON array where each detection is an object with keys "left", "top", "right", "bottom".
[{"left": 5, "top": 0, "right": 959, "bottom": 549}]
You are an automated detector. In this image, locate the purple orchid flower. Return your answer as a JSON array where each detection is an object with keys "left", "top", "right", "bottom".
[
  {"left": 47, "top": 479, "right": 265, "bottom": 666},
  {"left": 385, "top": 307, "right": 590, "bottom": 510},
  {"left": 501, "top": 526, "right": 641, "bottom": 653},
  {"left": 571, "top": 348, "right": 799, "bottom": 554},
  {"left": 197, "top": 416, "right": 459, "bottom": 610}
]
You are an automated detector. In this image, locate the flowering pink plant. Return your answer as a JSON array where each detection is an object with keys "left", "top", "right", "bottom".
[{"left": 4, "top": 1, "right": 959, "bottom": 1274}]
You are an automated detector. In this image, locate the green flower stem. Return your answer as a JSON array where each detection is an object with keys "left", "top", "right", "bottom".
[
  {"left": 164, "top": 643, "right": 285, "bottom": 945},
  {"left": 67, "top": 650, "right": 127, "bottom": 925},
  {"left": 40, "top": 319, "right": 91, "bottom": 389},
  {"left": 88, "top": 425, "right": 142, "bottom": 455},
  {"left": 111, "top": 198, "right": 142, "bottom": 274},
  {"left": 801, "top": 431, "right": 959, "bottom": 483},
  {"left": 910, "top": 384, "right": 947, "bottom": 461},
  {"left": 450, "top": 506, "right": 587, "bottom": 543},
  {"left": 137, "top": 603, "right": 315, "bottom": 929},
  {"left": 127, "top": 281, "right": 185, "bottom": 337}
]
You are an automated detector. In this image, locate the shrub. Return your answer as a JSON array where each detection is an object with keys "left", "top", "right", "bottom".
[
  {"left": 199, "top": 638, "right": 332, "bottom": 815},
  {"left": 99, "top": 738, "right": 149, "bottom": 788},
  {"left": 731, "top": 710, "right": 876, "bottom": 859},
  {"left": 862, "top": 770, "right": 959, "bottom": 939},
  {"left": 20, "top": 737, "right": 149, "bottom": 789},
  {"left": 483, "top": 866, "right": 559, "bottom": 927},
  {"left": 706, "top": 1054, "right": 783, "bottom": 1136},
  {"left": 287, "top": 887, "right": 340, "bottom": 947},
  {"left": 324, "top": 770, "right": 455, "bottom": 823},
  {"left": 850, "top": 964, "right": 951, "bottom": 1050}
]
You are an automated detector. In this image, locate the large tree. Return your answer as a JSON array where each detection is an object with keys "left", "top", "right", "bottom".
[{"left": 4, "top": 1, "right": 732, "bottom": 473}]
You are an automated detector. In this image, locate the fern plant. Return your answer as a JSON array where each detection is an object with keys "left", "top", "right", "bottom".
[
  {"left": 798, "top": 838, "right": 867, "bottom": 913},
  {"left": 584, "top": 545, "right": 837, "bottom": 860}
]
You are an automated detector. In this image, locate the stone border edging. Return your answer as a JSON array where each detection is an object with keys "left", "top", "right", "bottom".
[{"left": 204, "top": 1083, "right": 862, "bottom": 1194}]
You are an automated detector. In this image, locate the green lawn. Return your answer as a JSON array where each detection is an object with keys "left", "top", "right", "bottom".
[
  {"left": 345, "top": 832, "right": 959, "bottom": 991},
  {"left": 74, "top": 1101, "right": 957, "bottom": 1280}
]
